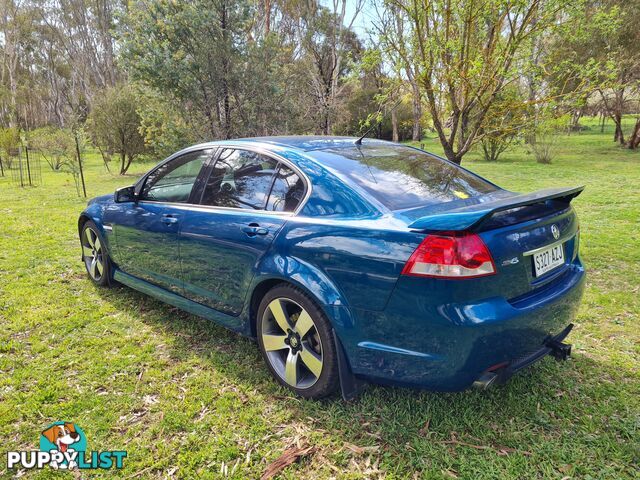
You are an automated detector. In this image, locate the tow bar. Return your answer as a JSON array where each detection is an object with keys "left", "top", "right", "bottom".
[
  {"left": 472, "top": 324, "right": 574, "bottom": 390},
  {"left": 546, "top": 338, "right": 572, "bottom": 361}
]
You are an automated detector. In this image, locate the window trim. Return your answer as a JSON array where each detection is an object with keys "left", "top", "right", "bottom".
[{"left": 134, "top": 144, "right": 312, "bottom": 216}]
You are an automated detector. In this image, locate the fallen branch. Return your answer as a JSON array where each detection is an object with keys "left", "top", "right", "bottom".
[{"left": 261, "top": 445, "right": 316, "bottom": 480}]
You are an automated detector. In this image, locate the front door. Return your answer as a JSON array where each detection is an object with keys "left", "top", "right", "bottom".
[
  {"left": 180, "top": 148, "right": 307, "bottom": 316},
  {"left": 114, "top": 149, "right": 214, "bottom": 294}
]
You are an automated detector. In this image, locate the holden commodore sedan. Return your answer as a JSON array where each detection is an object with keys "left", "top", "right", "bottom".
[{"left": 78, "top": 137, "right": 585, "bottom": 399}]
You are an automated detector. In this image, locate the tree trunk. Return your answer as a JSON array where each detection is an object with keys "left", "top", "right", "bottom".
[
  {"left": 612, "top": 88, "right": 626, "bottom": 145},
  {"left": 264, "top": 0, "right": 271, "bottom": 35},
  {"left": 221, "top": 1, "right": 232, "bottom": 139},
  {"left": 124, "top": 154, "right": 133, "bottom": 174},
  {"left": 449, "top": 153, "right": 463, "bottom": 165},
  {"left": 120, "top": 151, "right": 126, "bottom": 175},
  {"left": 613, "top": 114, "right": 625, "bottom": 145},
  {"left": 627, "top": 118, "right": 640, "bottom": 150},
  {"left": 410, "top": 81, "right": 422, "bottom": 141},
  {"left": 391, "top": 108, "right": 399, "bottom": 142}
]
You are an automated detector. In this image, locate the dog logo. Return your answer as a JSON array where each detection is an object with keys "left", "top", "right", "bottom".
[
  {"left": 551, "top": 224, "right": 560, "bottom": 240},
  {"left": 6, "top": 421, "right": 126, "bottom": 470},
  {"left": 40, "top": 422, "right": 83, "bottom": 469},
  {"left": 39, "top": 422, "right": 86, "bottom": 469}
]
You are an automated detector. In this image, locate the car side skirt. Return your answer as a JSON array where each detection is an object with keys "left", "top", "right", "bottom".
[{"left": 113, "top": 269, "right": 249, "bottom": 335}]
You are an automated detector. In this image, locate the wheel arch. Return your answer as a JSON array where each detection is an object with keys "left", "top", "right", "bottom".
[
  {"left": 246, "top": 255, "right": 348, "bottom": 338},
  {"left": 77, "top": 210, "right": 112, "bottom": 259},
  {"left": 78, "top": 213, "right": 92, "bottom": 236}
]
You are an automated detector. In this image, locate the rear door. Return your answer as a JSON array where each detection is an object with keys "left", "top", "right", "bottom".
[
  {"left": 114, "top": 149, "right": 214, "bottom": 294},
  {"left": 179, "top": 148, "right": 306, "bottom": 316}
]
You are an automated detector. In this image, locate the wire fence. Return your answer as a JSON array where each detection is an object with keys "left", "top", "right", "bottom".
[{"left": 1, "top": 147, "right": 43, "bottom": 187}]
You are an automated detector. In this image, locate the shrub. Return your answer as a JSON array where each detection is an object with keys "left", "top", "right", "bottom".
[
  {"left": 87, "top": 85, "right": 146, "bottom": 175},
  {"left": 27, "top": 127, "right": 75, "bottom": 171},
  {"left": 0, "top": 127, "right": 21, "bottom": 168}
]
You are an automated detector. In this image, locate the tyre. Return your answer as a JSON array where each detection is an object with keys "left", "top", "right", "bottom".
[
  {"left": 80, "top": 220, "right": 111, "bottom": 287},
  {"left": 257, "top": 285, "right": 339, "bottom": 399}
]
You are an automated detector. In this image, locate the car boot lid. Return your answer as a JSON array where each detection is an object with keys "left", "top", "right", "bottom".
[{"left": 407, "top": 186, "right": 585, "bottom": 232}]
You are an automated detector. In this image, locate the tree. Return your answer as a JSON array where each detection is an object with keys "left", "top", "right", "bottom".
[
  {"left": 387, "top": 0, "right": 566, "bottom": 164},
  {"left": 548, "top": 0, "right": 640, "bottom": 148},
  {"left": 289, "top": 1, "right": 365, "bottom": 134},
  {"left": 479, "top": 87, "right": 527, "bottom": 161},
  {"left": 136, "top": 87, "right": 199, "bottom": 160},
  {"left": 375, "top": 2, "right": 424, "bottom": 141},
  {"left": 87, "top": 85, "right": 145, "bottom": 175},
  {"left": 0, "top": 0, "right": 121, "bottom": 129},
  {"left": 121, "top": 0, "right": 250, "bottom": 139}
]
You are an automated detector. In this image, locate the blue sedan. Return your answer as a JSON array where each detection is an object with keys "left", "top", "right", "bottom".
[{"left": 78, "top": 137, "right": 585, "bottom": 399}]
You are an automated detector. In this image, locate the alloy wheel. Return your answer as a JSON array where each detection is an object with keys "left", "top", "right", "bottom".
[
  {"left": 260, "top": 298, "right": 323, "bottom": 389},
  {"left": 82, "top": 227, "right": 104, "bottom": 281}
]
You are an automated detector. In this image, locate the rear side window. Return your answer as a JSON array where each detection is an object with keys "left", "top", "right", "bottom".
[
  {"left": 200, "top": 149, "right": 278, "bottom": 210},
  {"left": 320, "top": 145, "right": 497, "bottom": 210},
  {"left": 266, "top": 165, "right": 305, "bottom": 212}
]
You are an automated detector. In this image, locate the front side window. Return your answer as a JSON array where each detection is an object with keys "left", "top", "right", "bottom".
[
  {"left": 141, "top": 149, "right": 212, "bottom": 203},
  {"left": 200, "top": 149, "right": 278, "bottom": 210}
]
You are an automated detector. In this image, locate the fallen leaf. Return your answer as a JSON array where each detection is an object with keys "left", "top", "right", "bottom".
[{"left": 419, "top": 419, "right": 430, "bottom": 435}]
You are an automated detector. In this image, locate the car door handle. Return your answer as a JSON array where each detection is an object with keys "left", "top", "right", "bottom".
[
  {"left": 242, "top": 223, "right": 269, "bottom": 236},
  {"left": 161, "top": 214, "right": 179, "bottom": 225}
]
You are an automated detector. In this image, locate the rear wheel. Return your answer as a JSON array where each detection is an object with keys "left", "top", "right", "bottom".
[
  {"left": 257, "top": 285, "right": 339, "bottom": 399},
  {"left": 80, "top": 221, "right": 111, "bottom": 287}
]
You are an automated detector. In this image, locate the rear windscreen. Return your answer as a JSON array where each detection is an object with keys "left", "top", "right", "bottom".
[{"left": 320, "top": 145, "right": 497, "bottom": 210}]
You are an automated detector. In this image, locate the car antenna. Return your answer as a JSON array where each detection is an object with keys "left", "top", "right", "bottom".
[{"left": 354, "top": 97, "right": 404, "bottom": 146}]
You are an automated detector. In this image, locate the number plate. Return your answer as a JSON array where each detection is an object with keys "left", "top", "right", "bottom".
[{"left": 532, "top": 243, "right": 565, "bottom": 277}]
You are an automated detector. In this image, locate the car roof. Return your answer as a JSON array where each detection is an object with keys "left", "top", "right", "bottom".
[{"left": 193, "top": 135, "right": 392, "bottom": 153}]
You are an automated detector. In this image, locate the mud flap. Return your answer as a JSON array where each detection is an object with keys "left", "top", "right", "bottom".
[{"left": 333, "top": 330, "right": 366, "bottom": 401}]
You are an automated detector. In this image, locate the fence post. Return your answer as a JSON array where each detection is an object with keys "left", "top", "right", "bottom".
[
  {"left": 18, "top": 152, "right": 24, "bottom": 187},
  {"left": 74, "top": 132, "right": 87, "bottom": 198},
  {"left": 25, "top": 146, "right": 32, "bottom": 186}
]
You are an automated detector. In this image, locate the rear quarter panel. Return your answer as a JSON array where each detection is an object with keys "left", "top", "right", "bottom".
[{"left": 268, "top": 217, "right": 420, "bottom": 311}]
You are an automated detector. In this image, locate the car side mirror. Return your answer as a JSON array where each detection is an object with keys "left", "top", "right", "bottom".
[{"left": 114, "top": 185, "right": 137, "bottom": 203}]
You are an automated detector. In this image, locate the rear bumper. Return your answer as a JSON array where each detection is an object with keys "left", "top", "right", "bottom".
[{"left": 337, "top": 261, "right": 586, "bottom": 391}]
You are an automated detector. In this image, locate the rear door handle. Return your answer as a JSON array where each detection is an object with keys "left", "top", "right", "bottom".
[
  {"left": 242, "top": 223, "right": 269, "bottom": 236},
  {"left": 161, "top": 214, "right": 179, "bottom": 225}
]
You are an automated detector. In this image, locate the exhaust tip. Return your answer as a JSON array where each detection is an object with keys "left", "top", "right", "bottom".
[{"left": 472, "top": 371, "right": 498, "bottom": 390}]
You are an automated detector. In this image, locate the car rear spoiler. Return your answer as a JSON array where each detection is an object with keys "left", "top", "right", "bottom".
[{"left": 408, "top": 186, "right": 585, "bottom": 232}]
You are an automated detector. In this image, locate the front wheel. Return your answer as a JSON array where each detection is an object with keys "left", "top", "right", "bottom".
[
  {"left": 80, "top": 221, "right": 111, "bottom": 287},
  {"left": 257, "top": 285, "right": 339, "bottom": 399}
]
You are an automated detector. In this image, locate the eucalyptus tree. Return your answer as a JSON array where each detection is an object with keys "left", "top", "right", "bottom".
[{"left": 0, "top": 0, "right": 121, "bottom": 129}]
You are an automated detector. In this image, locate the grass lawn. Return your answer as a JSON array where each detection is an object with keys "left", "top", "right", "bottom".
[{"left": 0, "top": 116, "right": 638, "bottom": 479}]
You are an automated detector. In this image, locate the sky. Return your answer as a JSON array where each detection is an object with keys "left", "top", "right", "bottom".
[{"left": 321, "top": 0, "right": 380, "bottom": 42}]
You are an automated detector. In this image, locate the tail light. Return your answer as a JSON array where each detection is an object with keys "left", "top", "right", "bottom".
[{"left": 401, "top": 233, "right": 496, "bottom": 279}]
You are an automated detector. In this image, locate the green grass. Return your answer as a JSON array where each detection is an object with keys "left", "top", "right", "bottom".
[{"left": 1, "top": 117, "right": 638, "bottom": 479}]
